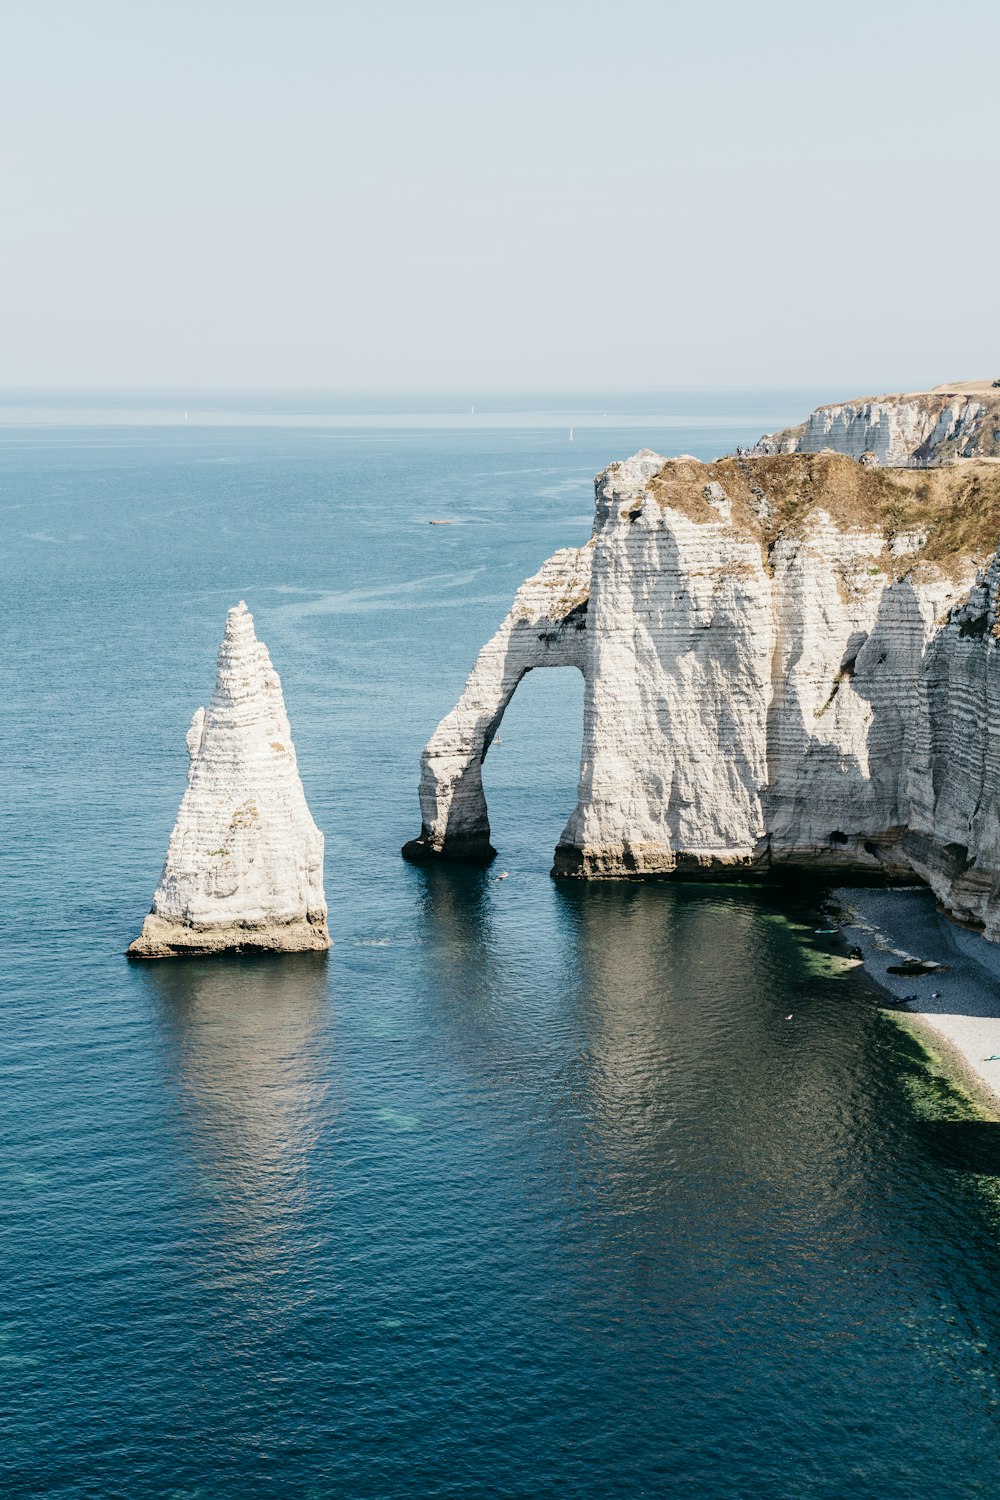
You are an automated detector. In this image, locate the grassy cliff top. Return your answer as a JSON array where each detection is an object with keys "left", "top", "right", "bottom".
[
  {"left": 815, "top": 381, "right": 1000, "bottom": 407},
  {"left": 646, "top": 452, "right": 1000, "bottom": 574}
]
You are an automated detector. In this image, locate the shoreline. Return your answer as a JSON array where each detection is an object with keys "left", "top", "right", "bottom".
[{"left": 833, "top": 885, "right": 1000, "bottom": 1117}]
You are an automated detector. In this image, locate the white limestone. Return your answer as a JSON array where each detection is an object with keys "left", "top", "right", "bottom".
[
  {"left": 402, "top": 544, "right": 592, "bottom": 863},
  {"left": 754, "top": 385, "right": 1000, "bottom": 467},
  {"left": 407, "top": 447, "right": 1000, "bottom": 940},
  {"left": 559, "top": 456, "right": 775, "bottom": 875},
  {"left": 129, "top": 602, "right": 329, "bottom": 957}
]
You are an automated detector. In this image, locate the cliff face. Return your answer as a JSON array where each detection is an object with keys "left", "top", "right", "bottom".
[
  {"left": 755, "top": 382, "right": 1000, "bottom": 467},
  {"left": 406, "top": 451, "right": 1000, "bottom": 940},
  {"left": 129, "top": 602, "right": 329, "bottom": 957}
]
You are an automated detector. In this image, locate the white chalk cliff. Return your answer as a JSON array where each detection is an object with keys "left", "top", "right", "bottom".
[
  {"left": 403, "top": 543, "right": 592, "bottom": 865},
  {"left": 129, "top": 602, "right": 329, "bottom": 957},
  {"left": 753, "top": 380, "right": 1000, "bottom": 467},
  {"left": 405, "top": 448, "right": 1000, "bottom": 940}
]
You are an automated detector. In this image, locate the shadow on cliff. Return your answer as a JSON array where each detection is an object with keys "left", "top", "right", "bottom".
[{"left": 765, "top": 575, "right": 929, "bottom": 873}]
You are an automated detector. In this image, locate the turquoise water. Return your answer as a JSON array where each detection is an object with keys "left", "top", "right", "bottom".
[{"left": 3, "top": 393, "right": 1000, "bottom": 1497}]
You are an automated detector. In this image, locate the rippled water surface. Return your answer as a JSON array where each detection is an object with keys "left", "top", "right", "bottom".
[{"left": 3, "top": 394, "right": 1000, "bottom": 1498}]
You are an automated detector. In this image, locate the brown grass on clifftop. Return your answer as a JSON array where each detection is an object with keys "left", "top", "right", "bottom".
[{"left": 647, "top": 453, "right": 1000, "bottom": 577}]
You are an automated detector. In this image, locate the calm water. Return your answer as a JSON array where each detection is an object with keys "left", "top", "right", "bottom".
[{"left": 3, "top": 393, "right": 1000, "bottom": 1498}]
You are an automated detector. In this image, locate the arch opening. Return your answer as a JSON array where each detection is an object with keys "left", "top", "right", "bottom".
[{"left": 480, "top": 664, "right": 585, "bottom": 873}]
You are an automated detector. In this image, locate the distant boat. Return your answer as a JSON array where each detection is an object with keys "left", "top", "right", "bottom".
[{"left": 569, "top": 425, "right": 574, "bottom": 442}]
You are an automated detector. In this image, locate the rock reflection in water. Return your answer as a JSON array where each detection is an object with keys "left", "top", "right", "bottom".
[
  {"left": 413, "top": 865, "right": 507, "bottom": 1036},
  {"left": 553, "top": 881, "right": 898, "bottom": 1259},
  {"left": 138, "top": 955, "right": 332, "bottom": 1252}
]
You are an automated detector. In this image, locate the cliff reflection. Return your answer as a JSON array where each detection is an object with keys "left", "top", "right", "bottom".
[
  {"left": 412, "top": 865, "right": 505, "bottom": 1030},
  {"left": 138, "top": 955, "right": 332, "bottom": 1250},
  {"left": 556, "top": 881, "right": 766, "bottom": 1101},
  {"left": 553, "top": 883, "right": 730, "bottom": 1190},
  {"left": 553, "top": 881, "right": 877, "bottom": 1241},
  {"left": 409, "top": 862, "right": 874, "bottom": 1259}
]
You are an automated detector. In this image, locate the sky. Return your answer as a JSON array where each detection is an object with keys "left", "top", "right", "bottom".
[{"left": 3, "top": 0, "right": 998, "bottom": 392}]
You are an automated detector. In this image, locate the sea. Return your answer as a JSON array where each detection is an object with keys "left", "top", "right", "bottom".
[{"left": 3, "top": 390, "right": 1000, "bottom": 1499}]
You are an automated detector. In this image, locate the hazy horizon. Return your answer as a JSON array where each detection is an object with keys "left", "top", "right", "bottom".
[
  {"left": 4, "top": 0, "right": 998, "bottom": 391},
  {"left": 0, "top": 379, "right": 984, "bottom": 395}
]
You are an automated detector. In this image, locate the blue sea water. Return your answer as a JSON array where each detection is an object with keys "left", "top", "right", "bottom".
[{"left": 3, "top": 391, "right": 1000, "bottom": 1499}]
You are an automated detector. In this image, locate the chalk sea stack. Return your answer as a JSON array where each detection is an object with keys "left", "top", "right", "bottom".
[
  {"left": 406, "top": 385, "right": 1000, "bottom": 941},
  {"left": 128, "top": 602, "right": 329, "bottom": 958}
]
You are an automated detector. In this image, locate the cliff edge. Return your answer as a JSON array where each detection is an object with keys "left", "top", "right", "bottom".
[
  {"left": 753, "top": 381, "right": 1000, "bottom": 467},
  {"left": 406, "top": 449, "right": 1000, "bottom": 940}
]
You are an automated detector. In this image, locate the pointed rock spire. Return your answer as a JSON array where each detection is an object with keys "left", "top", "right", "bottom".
[{"left": 128, "top": 602, "right": 329, "bottom": 957}]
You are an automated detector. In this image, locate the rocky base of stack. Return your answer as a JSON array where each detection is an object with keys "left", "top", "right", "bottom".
[
  {"left": 401, "top": 832, "right": 497, "bottom": 867},
  {"left": 127, "top": 912, "right": 330, "bottom": 959},
  {"left": 551, "top": 842, "right": 765, "bottom": 879},
  {"left": 551, "top": 840, "right": 918, "bottom": 882}
]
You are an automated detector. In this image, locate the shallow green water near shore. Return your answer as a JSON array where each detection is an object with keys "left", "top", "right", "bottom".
[{"left": 3, "top": 394, "right": 1000, "bottom": 1497}]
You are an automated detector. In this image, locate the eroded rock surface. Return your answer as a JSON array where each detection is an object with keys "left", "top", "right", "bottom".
[
  {"left": 407, "top": 448, "right": 1000, "bottom": 939},
  {"left": 753, "top": 381, "right": 1000, "bottom": 467},
  {"left": 129, "top": 602, "right": 329, "bottom": 957},
  {"left": 402, "top": 542, "right": 593, "bottom": 864}
]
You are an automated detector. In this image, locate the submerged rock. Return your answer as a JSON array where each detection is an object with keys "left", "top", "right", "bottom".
[
  {"left": 405, "top": 443, "right": 1000, "bottom": 941},
  {"left": 129, "top": 602, "right": 329, "bottom": 958}
]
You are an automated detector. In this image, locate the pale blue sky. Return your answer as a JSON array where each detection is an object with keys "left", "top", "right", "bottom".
[{"left": 3, "top": 0, "right": 998, "bottom": 390}]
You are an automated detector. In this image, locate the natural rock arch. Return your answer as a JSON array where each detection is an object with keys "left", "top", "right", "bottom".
[
  {"left": 405, "top": 445, "right": 1000, "bottom": 937},
  {"left": 402, "top": 544, "right": 592, "bottom": 865}
]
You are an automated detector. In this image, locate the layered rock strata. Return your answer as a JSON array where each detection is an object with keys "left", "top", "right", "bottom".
[
  {"left": 407, "top": 449, "right": 1000, "bottom": 939},
  {"left": 129, "top": 602, "right": 329, "bottom": 957},
  {"left": 754, "top": 381, "right": 1000, "bottom": 467}
]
